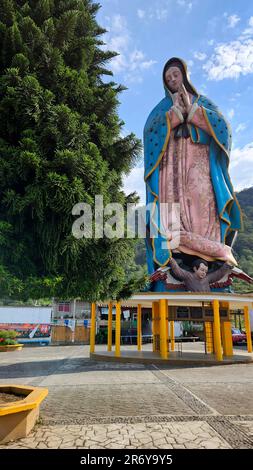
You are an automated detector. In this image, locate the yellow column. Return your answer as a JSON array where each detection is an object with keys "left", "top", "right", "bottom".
[
  {"left": 115, "top": 301, "right": 121, "bottom": 357},
  {"left": 205, "top": 322, "right": 213, "bottom": 353},
  {"left": 221, "top": 321, "right": 233, "bottom": 356},
  {"left": 170, "top": 321, "right": 175, "bottom": 351},
  {"left": 152, "top": 302, "right": 159, "bottom": 352},
  {"left": 152, "top": 302, "right": 155, "bottom": 352},
  {"left": 159, "top": 299, "right": 168, "bottom": 359},
  {"left": 90, "top": 302, "right": 96, "bottom": 354},
  {"left": 137, "top": 304, "right": 142, "bottom": 351},
  {"left": 213, "top": 299, "right": 223, "bottom": 361},
  {"left": 167, "top": 306, "right": 169, "bottom": 353},
  {"left": 165, "top": 301, "right": 169, "bottom": 355},
  {"left": 244, "top": 305, "right": 253, "bottom": 353},
  {"left": 107, "top": 302, "right": 113, "bottom": 352}
]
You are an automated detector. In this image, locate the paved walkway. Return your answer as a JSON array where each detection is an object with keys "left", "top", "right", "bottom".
[{"left": 0, "top": 344, "right": 253, "bottom": 449}]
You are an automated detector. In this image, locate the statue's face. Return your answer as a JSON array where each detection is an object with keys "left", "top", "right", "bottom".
[
  {"left": 165, "top": 66, "right": 183, "bottom": 92},
  {"left": 193, "top": 263, "right": 208, "bottom": 279}
]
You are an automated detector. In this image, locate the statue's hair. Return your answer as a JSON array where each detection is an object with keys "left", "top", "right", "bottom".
[{"left": 192, "top": 259, "right": 208, "bottom": 270}]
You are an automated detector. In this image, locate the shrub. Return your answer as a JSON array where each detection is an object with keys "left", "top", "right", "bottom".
[{"left": 0, "top": 330, "right": 18, "bottom": 346}]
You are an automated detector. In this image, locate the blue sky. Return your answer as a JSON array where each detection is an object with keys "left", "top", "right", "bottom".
[{"left": 97, "top": 0, "right": 253, "bottom": 203}]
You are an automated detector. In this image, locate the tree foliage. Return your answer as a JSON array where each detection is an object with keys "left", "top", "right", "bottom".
[{"left": 0, "top": 0, "right": 142, "bottom": 301}]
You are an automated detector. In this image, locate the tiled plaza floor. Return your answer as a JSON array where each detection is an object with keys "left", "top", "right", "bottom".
[{"left": 0, "top": 344, "right": 253, "bottom": 449}]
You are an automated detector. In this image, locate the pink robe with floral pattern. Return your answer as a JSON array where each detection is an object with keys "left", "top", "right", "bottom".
[{"left": 159, "top": 95, "right": 234, "bottom": 263}]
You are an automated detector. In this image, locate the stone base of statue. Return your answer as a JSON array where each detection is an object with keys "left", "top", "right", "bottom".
[
  {"left": 149, "top": 271, "right": 232, "bottom": 293},
  {"left": 148, "top": 252, "right": 253, "bottom": 294}
]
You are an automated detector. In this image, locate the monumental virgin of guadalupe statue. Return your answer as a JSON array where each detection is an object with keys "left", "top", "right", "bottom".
[{"left": 144, "top": 57, "right": 244, "bottom": 292}]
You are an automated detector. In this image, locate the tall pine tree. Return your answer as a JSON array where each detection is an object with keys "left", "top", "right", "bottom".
[{"left": 0, "top": 0, "right": 143, "bottom": 301}]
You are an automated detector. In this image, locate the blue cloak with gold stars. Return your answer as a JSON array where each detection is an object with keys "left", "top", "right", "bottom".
[{"left": 144, "top": 92, "right": 242, "bottom": 275}]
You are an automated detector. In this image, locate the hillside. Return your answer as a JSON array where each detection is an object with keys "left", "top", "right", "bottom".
[{"left": 233, "top": 187, "right": 253, "bottom": 292}]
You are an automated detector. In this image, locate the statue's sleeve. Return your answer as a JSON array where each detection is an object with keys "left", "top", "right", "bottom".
[
  {"left": 207, "top": 264, "right": 232, "bottom": 283},
  {"left": 170, "top": 258, "right": 190, "bottom": 281},
  {"left": 169, "top": 107, "right": 184, "bottom": 129},
  {"left": 187, "top": 104, "right": 212, "bottom": 135}
]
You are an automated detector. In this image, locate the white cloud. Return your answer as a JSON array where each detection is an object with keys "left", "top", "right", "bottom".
[
  {"left": 203, "top": 38, "right": 253, "bottom": 80},
  {"left": 105, "top": 14, "right": 130, "bottom": 74},
  {"left": 199, "top": 83, "right": 207, "bottom": 95},
  {"left": 128, "top": 49, "right": 156, "bottom": 76},
  {"left": 229, "top": 92, "right": 241, "bottom": 102},
  {"left": 155, "top": 8, "right": 169, "bottom": 21},
  {"left": 177, "top": 0, "right": 193, "bottom": 12},
  {"left": 227, "top": 109, "right": 235, "bottom": 119},
  {"left": 186, "top": 59, "right": 194, "bottom": 72},
  {"left": 227, "top": 14, "right": 240, "bottom": 28},
  {"left": 194, "top": 51, "right": 207, "bottom": 61},
  {"left": 230, "top": 142, "right": 253, "bottom": 191},
  {"left": 235, "top": 123, "right": 247, "bottom": 133},
  {"left": 146, "top": 7, "right": 169, "bottom": 21},
  {"left": 124, "top": 74, "right": 143, "bottom": 85},
  {"left": 136, "top": 1, "right": 194, "bottom": 23},
  {"left": 135, "top": 4, "right": 170, "bottom": 22},
  {"left": 130, "top": 49, "right": 145, "bottom": 66},
  {"left": 241, "top": 16, "right": 253, "bottom": 38},
  {"left": 109, "top": 35, "right": 129, "bottom": 53},
  {"left": 110, "top": 13, "right": 127, "bottom": 32},
  {"left": 186, "top": 59, "right": 194, "bottom": 76},
  {"left": 123, "top": 165, "right": 145, "bottom": 205},
  {"left": 136, "top": 0, "right": 195, "bottom": 23},
  {"left": 207, "top": 16, "right": 220, "bottom": 33},
  {"left": 137, "top": 9, "right": 145, "bottom": 19},
  {"left": 140, "top": 60, "right": 157, "bottom": 70},
  {"left": 109, "top": 54, "right": 127, "bottom": 74},
  {"left": 103, "top": 15, "right": 156, "bottom": 79}
]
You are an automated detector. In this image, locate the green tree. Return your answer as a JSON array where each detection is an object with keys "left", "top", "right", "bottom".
[{"left": 0, "top": 0, "right": 142, "bottom": 301}]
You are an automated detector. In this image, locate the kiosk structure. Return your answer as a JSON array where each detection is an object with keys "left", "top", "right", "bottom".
[{"left": 90, "top": 292, "right": 253, "bottom": 365}]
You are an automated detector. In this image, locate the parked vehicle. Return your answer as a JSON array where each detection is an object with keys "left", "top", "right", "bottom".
[{"left": 231, "top": 328, "right": 247, "bottom": 345}]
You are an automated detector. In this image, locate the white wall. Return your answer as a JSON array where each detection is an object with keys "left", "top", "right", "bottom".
[
  {"left": 174, "top": 321, "right": 183, "bottom": 337},
  {"left": 250, "top": 310, "right": 253, "bottom": 331},
  {"left": 0, "top": 307, "right": 52, "bottom": 324}
]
